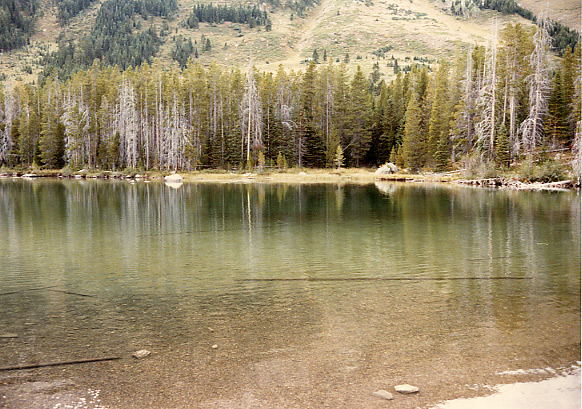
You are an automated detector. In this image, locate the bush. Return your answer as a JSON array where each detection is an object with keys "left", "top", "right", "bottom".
[
  {"left": 461, "top": 156, "right": 499, "bottom": 179},
  {"left": 517, "top": 160, "right": 567, "bottom": 183}
]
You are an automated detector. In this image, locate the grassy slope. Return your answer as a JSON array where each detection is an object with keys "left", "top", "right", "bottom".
[
  {"left": 0, "top": 0, "right": 573, "bottom": 84},
  {"left": 517, "top": 0, "right": 581, "bottom": 31}
]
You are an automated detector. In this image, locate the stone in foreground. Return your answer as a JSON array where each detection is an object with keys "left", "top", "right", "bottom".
[
  {"left": 395, "top": 384, "right": 420, "bottom": 394},
  {"left": 132, "top": 349, "right": 151, "bottom": 359},
  {"left": 372, "top": 390, "right": 394, "bottom": 400}
]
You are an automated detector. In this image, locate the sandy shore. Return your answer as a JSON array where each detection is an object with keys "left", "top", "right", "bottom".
[
  {"left": 433, "top": 369, "right": 581, "bottom": 409},
  {"left": 180, "top": 168, "right": 384, "bottom": 184}
]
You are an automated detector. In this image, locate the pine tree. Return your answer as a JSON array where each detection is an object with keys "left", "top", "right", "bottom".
[
  {"left": 545, "top": 70, "right": 568, "bottom": 148},
  {"left": 40, "top": 81, "right": 66, "bottom": 168},
  {"left": 559, "top": 46, "right": 578, "bottom": 143},
  {"left": 495, "top": 122, "right": 510, "bottom": 168},
  {"left": 427, "top": 61, "right": 450, "bottom": 166},
  {"left": 401, "top": 83, "right": 424, "bottom": 171},
  {"left": 345, "top": 66, "right": 372, "bottom": 166},
  {"left": 434, "top": 131, "right": 450, "bottom": 171}
]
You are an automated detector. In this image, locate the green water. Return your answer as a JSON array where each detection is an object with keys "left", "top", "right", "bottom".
[{"left": 0, "top": 179, "right": 580, "bottom": 408}]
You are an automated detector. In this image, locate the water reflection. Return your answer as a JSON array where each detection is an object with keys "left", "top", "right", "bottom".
[{"left": 0, "top": 179, "right": 579, "bottom": 408}]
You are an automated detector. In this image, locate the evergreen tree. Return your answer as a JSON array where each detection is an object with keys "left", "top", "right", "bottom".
[
  {"left": 434, "top": 130, "right": 450, "bottom": 171},
  {"left": 545, "top": 69, "right": 568, "bottom": 148},
  {"left": 39, "top": 81, "right": 66, "bottom": 168},
  {"left": 495, "top": 122, "right": 510, "bottom": 168},
  {"left": 427, "top": 62, "right": 450, "bottom": 166},
  {"left": 344, "top": 66, "right": 372, "bottom": 166},
  {"left": 401, "top": 84, "right": 424, "bottom": 171}
]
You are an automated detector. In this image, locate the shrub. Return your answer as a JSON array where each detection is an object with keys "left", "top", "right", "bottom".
[
  {"left": 461, "top": 156, "right": 499, "bottom": 179},
  {"left": 517, "top": 160, "right": 567, "bottom": 183}
]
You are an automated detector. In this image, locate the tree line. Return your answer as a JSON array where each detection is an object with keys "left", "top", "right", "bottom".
[
  {"left": 0, "top": 0, "right": 38, "bottom": 52},
  {"left": 185, "top": 3, "right": 272, "bottom": 30},
  {"left": 40, "top": 0, "right": 178, "bottom": 81},
  {"left": 455, "top": 0, "right": 578, "bottom": 55},
  {"left": 56, "top": 0, "right": 97, "bottom": 25},
  {"left": 0, "top": 22, "right": 580, "bottom": 174}
]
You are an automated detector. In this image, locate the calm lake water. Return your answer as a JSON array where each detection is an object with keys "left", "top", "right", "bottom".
[{"left": 0, "top": 179, "right": 580, "bottom": 408}]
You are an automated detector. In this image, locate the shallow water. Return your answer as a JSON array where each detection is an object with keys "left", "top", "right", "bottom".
[{"left": 0, "top": 179, "right": 580, "bottom": 408}]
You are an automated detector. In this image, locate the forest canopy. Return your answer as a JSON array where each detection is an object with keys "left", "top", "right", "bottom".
[{"left": 0, "top": 22, "right": 580, "bottom": 175}]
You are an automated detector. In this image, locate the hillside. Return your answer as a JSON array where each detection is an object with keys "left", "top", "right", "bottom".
[
  {"left": 517, "top": 0, "right": 580, "bottom": 31},
  {"left": 0, "top": 0, "right": 578, "bottom": 84}
]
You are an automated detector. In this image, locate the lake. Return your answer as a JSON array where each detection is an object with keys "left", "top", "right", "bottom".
[{"left": 0, "top": 179, "right": 580, "bottom": 408}]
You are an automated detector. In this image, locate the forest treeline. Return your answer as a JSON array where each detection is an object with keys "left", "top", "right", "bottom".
[
  {"left": 0, "top": 0, "right": 38, "bottom": 52},
  {"left": 185, "top": 3, "right": 272, "bottom": 30},
  {"left": 40, "top": 0, "right": 178, "bottom": 80},
  {"left": 475, "top": 0, "right": 578, "bottom": 54},
  {"left": 0, "top": 22, "right": 580, "bottom": 174}
]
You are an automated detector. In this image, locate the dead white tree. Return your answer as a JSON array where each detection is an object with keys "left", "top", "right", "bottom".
[
  {"left": 116, "top": 79, "right": 139, "bottom": 168},
  {"left": 240, "top": 65, "right": 263, "bottom": 164},
  {"left": 476, "top": 21, "right": 499, "bottom": 160},
  {"left": 62, "top": 87, "right": 90, "bottom": 168},
  {"left": 0, "top": 85, "right": 16, "bottom": 165},
  {"left": 519, "top": 19, "right": 552, "bottom": 157},
  {"left": 573, "top": 71, "right": 582, "bottom": 183}
]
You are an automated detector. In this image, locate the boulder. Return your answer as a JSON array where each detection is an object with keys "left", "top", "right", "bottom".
[
  {"left": 375, "top": 163, "right": 400, "bottom": 175},
  {"left": 164, "top": 173, "right": 184, "bottom": 189},
  {"left": 164, "top": 174, "right": 183, "bottom": 183},
  {"left": 395, "top": 384, "right": 420, "bottom": 394}
]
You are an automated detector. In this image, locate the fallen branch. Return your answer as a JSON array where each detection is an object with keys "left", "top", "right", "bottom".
[
  {"left": 0, "top": 286, "right": 58, "bottom": 296},
  {"left": 0, "top": 356, "right": 121, "bottom": 371},
  {"left": 47, "top": 289, "right": 95, "bottom": 298},
  {"left": 240, "top": 277, "right": 533, "bottom": 282}
]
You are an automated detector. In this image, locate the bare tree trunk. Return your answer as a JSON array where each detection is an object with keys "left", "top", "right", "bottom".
[{"left": 519, "top": 19, "right": 552, "bottom": 157}]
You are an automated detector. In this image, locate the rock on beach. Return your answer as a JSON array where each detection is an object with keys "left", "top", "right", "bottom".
[
  {"left": 132, "top": 349, "right": 151, "bottom": 359},
  {"left": 372, "top": 390, "right": 394, "bottom": 400},
  {"left": 395, "top": 384, "right": 420, "bottom": 394}
]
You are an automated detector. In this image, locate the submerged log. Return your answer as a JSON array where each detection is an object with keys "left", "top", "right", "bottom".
[
  {"left": 47, "top": 289, "right": 95, "bottom": 297},
  {"left": 240, "top": 277, "right": 533, "bottom": 282},
  {"left": 0, "top": 286, "right": 58, "bottom": 296}
]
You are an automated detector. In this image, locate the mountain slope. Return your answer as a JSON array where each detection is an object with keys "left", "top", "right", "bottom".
[
  {"left": 0, "top": 0, "right": 578, "bottom": 84},
  {"left": 517, "top": 0, "right": 580, "bottom": 31}
]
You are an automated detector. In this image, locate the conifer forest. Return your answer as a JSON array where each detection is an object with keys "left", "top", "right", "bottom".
[{"left": 0, "top": 21, "right": 580, "bottom": 173}]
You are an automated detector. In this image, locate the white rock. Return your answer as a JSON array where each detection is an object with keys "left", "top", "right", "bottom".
[
  {"left": 211, "top": 344, "right": 218, "bottom": 349},
  {"left": 375, "top": 162, "right": 400, "bottom": 175},
  {"left": 372, "top": 390, "right": 394, "bottom": 400},
  {"left": 132, "top": 349, "right": 151, "bottom": 359},
  {"left": 164, "top": 174, "right": 183, "bottom": 183},
  {"left": 395, "top": 384, "right": 420, "bottom": 394},
  {"left": 298, "top": 171, "right": 307, "bottom": 176}
]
